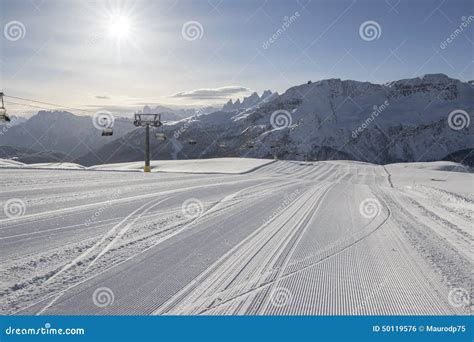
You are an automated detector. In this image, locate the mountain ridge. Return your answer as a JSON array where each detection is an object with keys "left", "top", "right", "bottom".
[
  {"left": 2, "top": 74, "right": 472, "bottom": 166},
  {"left": 75, "top": 73, "right": 473, "bottom": 166}
]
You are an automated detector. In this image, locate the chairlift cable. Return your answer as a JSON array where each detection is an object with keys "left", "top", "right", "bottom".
[
  {"left": 4, "top": 94, "right": 96, "bottom": 114},
  {"left": 4, "top": 100, "right": 62, "bottom": 112}
]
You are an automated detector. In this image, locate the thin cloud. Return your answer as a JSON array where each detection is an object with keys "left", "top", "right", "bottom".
[
  {"left": 169, "top": 86, "right": 251, "bottom": 100},
  {"left": 95, "top": 95, "right": 110, "bottom": 100}
]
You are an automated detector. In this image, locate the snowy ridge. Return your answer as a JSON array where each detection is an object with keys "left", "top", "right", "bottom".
[
  {"left": 222, "top": 90, "right": 277, "bottom": 112},
  {"left": 2, "top": 74, "right": 473, "bottom": 166}
]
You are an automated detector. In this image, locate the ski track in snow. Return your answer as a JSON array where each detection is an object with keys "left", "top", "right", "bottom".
[{"left": 0, "top": 161, "right": 471, "bottom": 315}]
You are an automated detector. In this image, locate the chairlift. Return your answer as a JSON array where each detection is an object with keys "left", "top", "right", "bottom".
[
  {"left": 0, "top": 108, "right": 9, "bottom": 122},
  {"left": 155, "top": 133, "right": 167, "bottom": 141},
  {"left": 0, "top": 92, "right": 11, "bottom": 122},
  {"left": 101, "top": 128, "right": 113, "bottom": 136},
  {"left": 188, "top": 139, "right": 197, "bottom": 145}
]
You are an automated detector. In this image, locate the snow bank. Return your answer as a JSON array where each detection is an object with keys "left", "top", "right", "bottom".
[
  {"left": 26, "top": 162, "right": 86, "bottom": 170},
  {"left": 87, "top": 158, "right": 274, "bottom": 174},
  {"left": 386, "top": 162, "right": 473, "bottom": 197},
  {"left": 0, "top": 159, "right": 86, "bottom": 170},
  {"left": 0, "top": 158, "right": 25, "bottom": 167},
  {"left": 388, "top": 161, "right": 470, "bottom": 172},
  {"left": 0, "top": 157, "right": 273, "bottom": 174}
]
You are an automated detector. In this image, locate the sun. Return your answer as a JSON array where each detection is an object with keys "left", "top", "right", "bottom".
[{"left": 107, "top": 15, "right": 130, "bottom": 39}]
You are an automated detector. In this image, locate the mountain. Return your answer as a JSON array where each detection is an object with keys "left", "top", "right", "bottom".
[
  {"left": 0, "top": 145, "right": 68, "bottom": 164},
  {"left": 222, "top": 90, "right": 277, "bottom": 112},
  {"left": 76, "top": 74, "right": 473, "bottom": 167},
  {"left": 140, "top": 105, "right": 219, "bottom": 121},
  {"left": 0, "top": 111, "right": 135, "bottom": 160}
]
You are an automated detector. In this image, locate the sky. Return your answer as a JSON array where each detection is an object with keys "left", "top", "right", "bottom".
[{"left": 0, "top": 0, "right": 473, "bottom": 115}]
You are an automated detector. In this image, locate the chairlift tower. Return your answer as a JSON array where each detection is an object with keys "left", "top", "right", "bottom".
[{"left": 133, "top": 113, "right": 162, "bottom": 172}]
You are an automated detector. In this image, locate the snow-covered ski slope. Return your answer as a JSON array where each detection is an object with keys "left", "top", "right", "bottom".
[{"left": 0, "top": 159, "right": 472, "bottom": 315}]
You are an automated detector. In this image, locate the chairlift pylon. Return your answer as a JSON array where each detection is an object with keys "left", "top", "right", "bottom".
[{"left": 0, "top": 92, "right": 11, "bottom": 122}]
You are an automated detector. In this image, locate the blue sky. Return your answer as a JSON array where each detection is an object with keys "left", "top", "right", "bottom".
[{"left": 0, "top": 0, "right": 473, "bottom": 114}]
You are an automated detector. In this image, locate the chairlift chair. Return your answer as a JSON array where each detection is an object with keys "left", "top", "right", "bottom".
[
  {"left": 0, "top": 108, "right": 9, "bottom": 122},
  {"left": 0, "top": 92, "right": 11, "bottom": 122},
  {"left": 188, "top": 139, "right": 197, "bottom": 145},
  {"left": 101, "top": 128, "right": 113, "bottom": 136},
  {"left": 155, "top": 133, "right": 167, "bottom": 141}
]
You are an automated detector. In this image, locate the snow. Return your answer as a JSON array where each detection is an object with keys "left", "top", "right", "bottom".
[
  {"left": 0, "top": 159, "right": 471, "bottom": 315},
  {"left": 387, "top": 161, "right": 470, "bottom": 172},
  {"left": 0, "top": 159, "right": 85, "bottom": 170},
  {"left": 86, "top": 74, "right": 470, "bottom": 166},
  {"left": 3, "top": 75, "right": 472, "bottom": 166},
  {"left": 3, "top": 158, "right": 469, "bottom": 176},
  {"left": 27, "top": 162, "right": 86, "bottom": 170},
  {"left": 386, "top": 162, "right": 473, "bottom": 197},
  {"left": 88, "top": 158, "right": 274, "bottom": 174},
  {"left": 0, "top": 158, "right": 25, "bottom": 167},
  {"left": 0, "top": 157, "right": 273, "bottom": 174}
]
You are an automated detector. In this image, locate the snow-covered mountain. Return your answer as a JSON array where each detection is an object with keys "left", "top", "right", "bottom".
[
  {"left": 222, "top": 90, "right": 277, "bottom": 112},
  {"left": 140, "top": 104, "right": 219, "bottom": 121},
  {"left": 0, "top": 145, "right": 68, "bottom": 164},
  {"left": 0, "top": 111, "right": 135, "bottom": 160},
  {"left": 76, "top": 74, "right": 473, "bottom": 166},
  {"left": 1, "top": 74, "right": 472, "bottom": 166}
]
